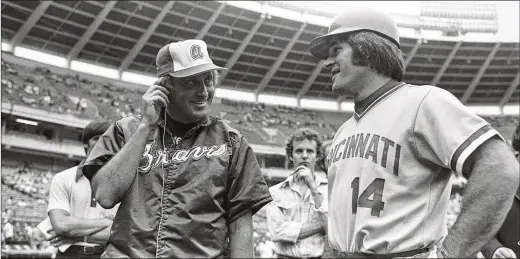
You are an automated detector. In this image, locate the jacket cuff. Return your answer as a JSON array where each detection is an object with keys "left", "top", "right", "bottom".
[{"left": 482, "top": 237, "right": 502, "bottom": 259}]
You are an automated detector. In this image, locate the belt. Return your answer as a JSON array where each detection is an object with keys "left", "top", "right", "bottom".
[
  {"left": 333, "top": 248, "right": 429, "bottom": 258},
  {"left": 66, "top": 245, "right": 105, "bottom": 255}
]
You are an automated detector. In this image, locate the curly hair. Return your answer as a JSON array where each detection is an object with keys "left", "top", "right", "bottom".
[
  {"left": 513, "top": 124, "right": 520, "bottom": 152},
  {"left": 82, "top": 120, "right": 112, "bottom": 146},
  {"left": 332, "top": 31, "right": 405, "bottom": 81},
  {"left": 82, "top": 120, "right": 112, "bottom": 153},
  {"left": 285, "top": 128, "right": 323, "bottom": 168}
]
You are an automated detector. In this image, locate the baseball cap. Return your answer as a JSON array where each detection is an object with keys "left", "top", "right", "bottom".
[
  {"left": 156, "top": 39, "right": 227, "bottom": 78},
  {"left": 309, "top": 7, "right": 400, "bottom": 60}
]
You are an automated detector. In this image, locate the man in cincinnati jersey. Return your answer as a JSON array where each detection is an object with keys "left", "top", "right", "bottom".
[
  {"left": 82, "top": 40, "right": 272, "bottom": 258},
  {"left": 309, "top": 7, "right": 519, "bottom": 258}
]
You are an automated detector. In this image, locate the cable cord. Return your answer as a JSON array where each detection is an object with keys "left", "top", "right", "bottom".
[{"left": 155, "top": 110, "right": 167, "bottom": 258}]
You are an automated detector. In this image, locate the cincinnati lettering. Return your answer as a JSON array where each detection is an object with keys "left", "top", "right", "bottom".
[
  {"left": 138, "top": 141, "right": 227, "bottom": 173},
  {"left": 328, "top": 133, "right": 401, "bottom": 176}
]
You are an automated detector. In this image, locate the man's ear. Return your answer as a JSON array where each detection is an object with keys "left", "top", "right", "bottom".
[{"left": 157, "top": 76, "right": 173, "bottom": 90}]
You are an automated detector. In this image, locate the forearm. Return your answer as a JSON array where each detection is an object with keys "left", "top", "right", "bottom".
[
  {"left": 92, "top": 124, "right": 152, "bottom": 208},
  {"left": 85, "top": 225, "right": 112, "bottom": 245},
  {"left": 229, "top": 211, "right": 253, "bottom": 258},
  {"left": 443, "top": 173, "right": 517, "bottom": 257},
  {"left": 310, "top": 191, "right": 328, "bottom": 227},
  {"left": 298, "top": 221, "right": 325, "bottom": 240},
  {"left": 267, "top": 208, "right": 325, "bottom": 242},
  {"left": 51, "top": 216, "right": 111, "bottom": 237},
  {"left": 310, "top": 190, "right": 324, "bottom": 209},
  {"left": 442, "top": 141, "right": 519, "bottom": 257}
]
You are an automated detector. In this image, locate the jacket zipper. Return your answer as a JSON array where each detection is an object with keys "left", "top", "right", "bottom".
[
  {"left": 154, "top": 116, "right": 214, "bottom": 257},
  {"left": 155, "top": 125, "right": 168, "bottom": 258}
]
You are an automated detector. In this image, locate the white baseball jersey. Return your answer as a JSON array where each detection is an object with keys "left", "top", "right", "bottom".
[{"left": 326, "top": 82, "right": 502, "bottom": 254}]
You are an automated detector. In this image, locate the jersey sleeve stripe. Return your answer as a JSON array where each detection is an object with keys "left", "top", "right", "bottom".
[{"left": 450, "top": 124, "right": 498, "bottom": 174}]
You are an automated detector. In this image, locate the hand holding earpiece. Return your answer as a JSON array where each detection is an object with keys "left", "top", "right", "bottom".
[{"left": 141, "top": 77, "right": 170, "bottom": 127}]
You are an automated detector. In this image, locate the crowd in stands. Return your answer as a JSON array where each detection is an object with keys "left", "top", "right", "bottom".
[
  {"left": 216, "top": 98, "right": 336, "bottom": 144},
  {"left": 254, "top": 231, "right": 276, "bottom": 258},
  {"left": 1, "top": 58, "right": 143, "bottom": 122},
  {"left": 220, "top": 98, "right": 324, "bottom": 129},
  {"left": 1, "top": 218, "right": 51, "bottom": 252},
  {"left": 1, "top": 165, "right": 53, "bottom": 201},
  {"left": 1, "top": 164, "right": 54, "bottom": 252},
  {"left": 2, "top": 56, "right": 341, "bottom": 145},
  {"left": 483, "top": 116, "right": 520, "bottom": 128},
  {"left": 447, "top": 173, "right": 467, "bottom": 229},
  {"left": 2, "top": 57, "right": 518, "bottom": 146},
  {"left": 2, "top": 59, "right": 67, "bottom": 114},
  {"left": 447, "top": 193, "right": 463, "bottom": 229},
  {"left": 481, "top": 116, "right": 520, "bottom": 144},
  {"left": 252, "top": 207, "right": 276, "bottom": 258}
]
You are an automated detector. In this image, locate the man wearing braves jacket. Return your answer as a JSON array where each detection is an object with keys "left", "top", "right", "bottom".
[{"left": 82, "top": 39, "right": 272, "bottom": 258}]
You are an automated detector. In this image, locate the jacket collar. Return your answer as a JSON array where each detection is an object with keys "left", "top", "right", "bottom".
[
  {"left": 157, "top": 113, "right": 216, "bottom": 138},
  {"left": 354, "top": 80, "right": 406, "bottom": 121}
]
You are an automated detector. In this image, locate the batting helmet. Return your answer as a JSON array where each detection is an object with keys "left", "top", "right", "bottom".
[{"left": 309, "top": 7, "right": 400, "bottom": 60}]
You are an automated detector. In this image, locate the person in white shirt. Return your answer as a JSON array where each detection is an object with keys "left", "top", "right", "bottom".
[
  {"left": 46, "top": 120, "right": 119, "bottom": 258},
  {"left": 3, "top": 219, "right": 14, "bottom": 244},
  {"left": 266, "top": 128, "right": 328, "bottom": 259},
  {"left": 257, "top": 234, "right": 277, "bottom": 258}
]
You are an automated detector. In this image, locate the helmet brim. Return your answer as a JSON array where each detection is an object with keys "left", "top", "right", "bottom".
[{"left": 309, "top": 27, "right": 361, "bottom": 60}]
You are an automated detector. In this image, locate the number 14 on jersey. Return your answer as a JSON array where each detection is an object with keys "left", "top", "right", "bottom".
[{"left": 351, "top": 178, "right": 385, "bottom": 217}]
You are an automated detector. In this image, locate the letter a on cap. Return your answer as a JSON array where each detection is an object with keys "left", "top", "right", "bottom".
[{"left": 190, "top": 45, "right": 203, "bottom": 60}]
